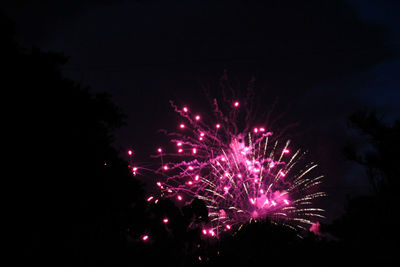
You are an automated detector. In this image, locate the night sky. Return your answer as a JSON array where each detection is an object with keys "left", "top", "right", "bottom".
[{"left": 5, "top": 0, "right": 400, "bottom": 221}]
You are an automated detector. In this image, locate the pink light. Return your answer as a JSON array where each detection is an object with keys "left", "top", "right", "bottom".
[
  {"left": 283, "top": 199, "right": 289, "bottom": 205},
  {"left": 128, "top": 150, "right": 133, "bottom": 156},
  {"left": 179, "top": 123, "right": 185, "bottom": 129},
  {"left": 283, "top": 149, "right": 290, "bottom": 154},
  {"left": 163, "top": 218, "right": 169, "bottom": 224},
  {"left": 183, "top": 106, "right": 188, "bottom": 113},
  {"left": 254, "top": 127, "right": 258, "bottom": 133},
  {"left": 269, "top": 162, "right": 276, "bottom": 168},
  {"left": 177, "top": 195, "right": 183, "bottom": 201},
  {"left": 178, "top": 148, "right": 183, "bottom": 153},
  {"left": 216, "top": 124, "right": 221, "bottom": 129},
  {"left": 271, "top": 200, "right": 277, "bottom": 206},
  {"left": 200, "top": 132, "right": 205, "bottom": 137},
  {"left": 188, "top": 181, "right": 193, "bottom": 185},
  {"left": 223, "top": 186, "right": 229, "bottom": 192},
  {"left": 156, "top": 182, "right": 162, "bottom": 187},
  {"left": 250, "top": 198, "right": 256, "bottom": 205},
  {"left": 163, "top": 165, "right": 169, "bottom": 170},
  {"left": 260, "top": 189, "right": 264, "bottom": 194},
  {"left": 188, "top": 166, "right": 194, "bottom": 171},
  {"left": 234, "top": 101, "right": 239, "bottom": 107},
  {"left": 177, "top": 142, "right": 182, "bottom": 146},
  {"left": 132, "top": 167, "right": 138, "bottom": 171},
  {"left": 202, "top": 229, "right": 207, "bottom": 235},
  {"left": 157, "top": 148, "right": 162, "bottom": 153},
  {"left": 226, "top": 224, "right": 231, "bottom": 230},
  {"left": 259, "top": 127, "right": 265, "bottom": 132},
  {"left": 199, "top": 137, "right": 203, "bottom": 141},
  {"left": 279, "top": 171, "right": 286, "bottom": 177},
  {"left": 147, "top": 196, "right": 154, "bottom": 202},
  {"left": 195, "top": 175, "right": 200, "bottom": 181},
  {"left": 310, "top": 222, "right": 321, "bottom": 235},
  {"left": 192, "top": 148, "right": 197, "bottom": 154},
  {"left": 209, "top": 229, "right": 215, "bottom": 236},
  {"left": 195, "top": 115, "right": 201, "bottom": 121},
  {"left": 142, "top": 235, "right": 149, "bottom": 241},
  {"left": 237, "top": 174, "right": 242, "bottom": 178}
]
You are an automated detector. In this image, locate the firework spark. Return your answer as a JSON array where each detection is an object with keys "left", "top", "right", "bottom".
[{"left": 147, "top": 95, "right": 325, "bottom": 238}]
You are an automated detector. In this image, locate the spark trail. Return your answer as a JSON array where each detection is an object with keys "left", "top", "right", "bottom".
[{"left": 145, "top": 94, "right": 325, "bottom": 238}]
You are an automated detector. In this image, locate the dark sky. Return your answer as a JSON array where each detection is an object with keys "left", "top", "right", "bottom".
[{"left": 4, "top": 0, "right": 400, "bottom": 221}]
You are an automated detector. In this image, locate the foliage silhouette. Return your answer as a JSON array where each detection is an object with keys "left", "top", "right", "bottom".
[
  {"left": 330, "top": 111, "right": 400, "bottom": 266},
  {"left": 2, "top": 10, "right": 145, "bottom": 266}
]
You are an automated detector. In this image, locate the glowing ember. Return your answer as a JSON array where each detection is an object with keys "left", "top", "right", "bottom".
[
  {"left": 309, "top": 221, "right": 321, "bottom": 235},
  {"left": 209, "top": 229, "right": 215, "bottom": 236},
  {"left": 132, "top": 166, "right": 138, "bottom": 176}
]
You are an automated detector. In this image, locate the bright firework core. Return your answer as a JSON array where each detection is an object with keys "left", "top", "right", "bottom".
[{"left": 150, "top": 98, "right": 326, "bottom": 238}]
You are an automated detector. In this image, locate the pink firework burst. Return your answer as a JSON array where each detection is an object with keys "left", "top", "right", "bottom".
[{"left": 150, "top": 93, "right": 326, "bottom": 238}]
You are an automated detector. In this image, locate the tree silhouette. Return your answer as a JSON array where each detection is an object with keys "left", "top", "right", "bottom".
[
  {"left": 330, "top": 111, "right": 400, "bottom": 266},
  {"left": 344, "top": 111, "right": 400, "bottom": 193},
  {"left": 2, "top": 10, "right": 145, "bottom": 266}
]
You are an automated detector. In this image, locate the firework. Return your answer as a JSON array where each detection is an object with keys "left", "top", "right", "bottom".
[{"left": 147, "top": 95, "right": 325, "bottom": 238}]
